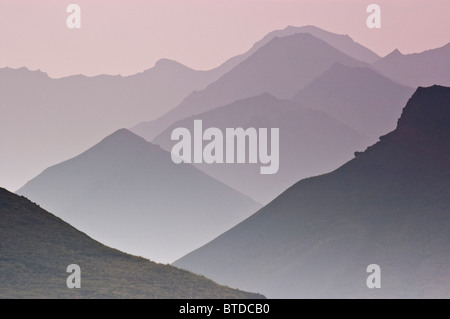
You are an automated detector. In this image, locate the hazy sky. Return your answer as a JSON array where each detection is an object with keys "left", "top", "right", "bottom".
[{"left": 1, "top": 0, "right": 449, "bottom": 78}]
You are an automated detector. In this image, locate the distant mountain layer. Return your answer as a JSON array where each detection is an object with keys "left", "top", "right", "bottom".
[
  {"left": 18, "top": 129, "right": 260, "bottom": 264},
  {"left": 293, "top": 63, "right": 415, "bottom": 142},
  {"left": 373, "top": 43, "right": 450, "bottom": 88},
  {"left": 154, "top": 93, "right": 370, "bottom": 204},
  {"left": 0, "top": 61, "right": 219, "bottom": 191},
  {"left": 154, "top": 64, "right": 415, "bottom": 204},
  {"left": 175, "top": 86, "right": 450, "bottom": 299},
  {"left": 258, "top": 25, "right": 380, "bottom": 64},
  {"left": 132, "top": 33, "right": 367, "bottom": 141},
  {"left": 0, "top": 187, "right": 263, "bottom": 299},
  {"left": 0, "top": 25, "right": 380, "bottom": 191}
]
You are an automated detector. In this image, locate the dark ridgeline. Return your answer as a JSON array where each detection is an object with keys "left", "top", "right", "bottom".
[
  {"left": 0, "top": 187, "right": 264, "bottom": 299},
  {"left": 17, "top": 129, "right": 260, "bottom": 264},
  {"left": 175, "top": 86, "right": 450, "bottom": 299}
]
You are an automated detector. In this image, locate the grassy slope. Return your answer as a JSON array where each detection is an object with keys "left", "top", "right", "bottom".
[{"left": 0, "top": 188, "right": 264, "bottom": 299}]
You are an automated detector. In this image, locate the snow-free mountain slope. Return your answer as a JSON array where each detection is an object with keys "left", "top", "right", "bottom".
[
  {"left": 0, "top": 61, "right": 220, "bottom": 191},
  {"left": 373, "top": 43, "right": 450, "bottom": 88},
  {"left": 0, "top": 187, "right": 263, "bottom": 299},
  {"left": 18, "top": 129, "right": 260, "bottom": 264},
  {"left": 154, "top": 93, "right": 371, "bottom": 203},
  {"left": 132, "top": 33, "right": 368, "bottom": 141},
  {"left": 292, "top": 63, "right": 415, "bottom": 142},
  {"left": 175, "top": 86, "right": 450, "bottom": 299}
]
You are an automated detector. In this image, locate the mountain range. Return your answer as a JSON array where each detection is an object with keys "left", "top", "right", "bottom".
[
  {"left": 4, "top": 24, "right": 450, "bottom": 299},
  {"left": 0, "top": 61, "right": 221, "bottom": 191},
  {"left": 292, "top": 63, "right": 415, "bottom": 142},
  {"left": 18, "top": 129, "right": 259, "bottom": 264},
  {"left": 132, "top": 32, "right": 368, "bottom": 141},
  {"left": 153, "top": 93, "right": 370, "bottom": 203},
  {"left": 0, "top": 25, "right": 380, "bottom": 192},
  {"left": 153, "top": 63, "right": 416, "bottom": 203},
  {"left": 374, "top": 43, "right": 450, "bottom": 88},
  {"left": 175, "top": 86, "right": 450, "bottom": 298},
  {"left": 0, "top": 187, "right": 263, "bottom": 299}
]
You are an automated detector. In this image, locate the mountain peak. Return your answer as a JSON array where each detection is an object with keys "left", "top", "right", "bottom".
[
  {"left": 249, "top": 25, "right": 379, "bottom": 64},
  {"left": 273, "top": 32, "right": 316, "bottom": 43},
  {"left": 94, "top": 128, "right": 153, "bottom": 153},
  {"left": 105, "top": 128, "right": 146, "bottom": 142},
  {"left": 396, "top": 85, "right": 450, "bottom": 138},
  {"left": 386, "top": 48, "right": 403, "bottom": 58},
  {"left": 175, "top": 85, "right": 450, "bottom": 299},
  {"left": 154, "top": 58, "right": 189, "bottom": 70}
]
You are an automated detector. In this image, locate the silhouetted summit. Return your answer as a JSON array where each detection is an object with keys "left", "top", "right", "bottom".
[
  {"left": 175, "top": 86, "right": 450, "bottom": 299},
  {"left": 396, "top": 85, "right": 450, "bottom": 137},
  {"left": 18, "top": 129, "right": 260, "bottom": 264}
]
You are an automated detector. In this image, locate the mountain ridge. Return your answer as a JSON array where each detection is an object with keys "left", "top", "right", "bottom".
[
  {"left": 292, "top": 63, "right": 415, "bottom": 141},
  {"left": 18, "top": 129, "right": 260, "bottom": 264},
  {"left": 153, "top": 92, "right": 371, "bottom": 203},
  {"left": 133, "top": 32, "right": 368, "bottom": 141},
  {"left": 175, "top": 85, "right": 450, "bottom": 298},
  {"left": 373, "top": 42, "right": 450, "bottom": 87},
  {"left": 0, "top": 187, "right": 264, "bottom": 299}
]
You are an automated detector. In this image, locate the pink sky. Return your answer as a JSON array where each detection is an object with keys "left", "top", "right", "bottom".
[{"left": 1, "top": 0, "right": 449, "bottom": 78}]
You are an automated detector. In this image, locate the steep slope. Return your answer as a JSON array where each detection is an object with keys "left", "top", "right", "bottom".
[
  {"left": 0, "top": 60, "right": 220, "bottom": 191},
  {"left": 132, "top": 33, "right": 367, "bottom": 141},
  {"left": 292, "top": 64, "right": 415, "bottom": 142},
  {"left": 0, "top": 187, "right": 263, "bottom": 299},
  {"left": 175, "top": 86, "right": 450, "bottom": 299},
  {"left": 18, "top": 130, "right": 260, "bottom": 264},
  {"left": 373, "top": 43, "right": 450, "bottom": 88},
  {"left": 154, "top": 93, "right": 370, "bottom": 204}
]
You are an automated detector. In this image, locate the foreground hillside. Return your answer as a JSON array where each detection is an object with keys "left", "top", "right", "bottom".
[
  {"left": 0, "top": 188, "right": 263, "bottom": 299},
  {"left": 175, "top": 86, "right": 450, "bottom": 298}
]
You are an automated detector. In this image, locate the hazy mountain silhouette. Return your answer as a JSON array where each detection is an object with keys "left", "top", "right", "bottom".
[
  {"left": 0, "top": 187, "right": 263, "bottom": 298},
  {"left": 0, "top": 25, "right": 378, "bottom": 191},
  {"left": 373, "top": 43, "right": 450, "bottom": 88},
  {"left": 154, "top": 93, "right": 370, "bottom": 203},
  {"left": 213, "top": 25, "right": 379, "bottom": 77},
  {"left": 0, "top": 61, "right": 221, "bottom": 191},
  {"left": 18, "top": 129, "right": 260, "bottom": 264},
  {"left": 132, "top": 33, "right": 367, "bottom": 141},
  {"left": 292, "top": 64, "right": 415, "bottom": 142},
  {"left": 257, "top": 25, "right": 380, "bottom": 63},
  {"left": 175, "top": 86, "right": 450, "bottom": 298}
]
